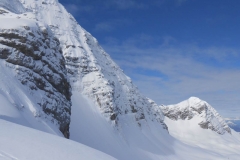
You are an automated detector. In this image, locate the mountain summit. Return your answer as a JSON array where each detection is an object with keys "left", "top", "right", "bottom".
[
  {"left": 161, "top": 97, "right": 231, "bottom": 134},
  {"left": 17, "top": 0, "right": 168, "bottom": 133}
]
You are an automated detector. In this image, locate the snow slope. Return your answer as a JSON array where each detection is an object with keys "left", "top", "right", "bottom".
[
  {"left": 165, "top": 117, "right": 240, "bottom": 159},
  {"left": 69, "top": 92, "right": 235, "bottom": 160},
  {"left": 0, "top": 119, "right": 116, "bottom": 160},
  {"left": 0, "top": 61, "right": 64, "bottom": 137}
]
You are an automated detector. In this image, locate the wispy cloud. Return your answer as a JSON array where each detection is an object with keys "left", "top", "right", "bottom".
[
  {"left": 94, "top": 19, "right": 132, "bottom": 32},
  {"left": 94, "top": 22, "right": 114, "bottom": 32},
  {"left": 102, "top": 34, "right": 240, "bottom": 118},
  {"left": 64, "top": 0, "right": 150, "bottom": 13},
  {"left": 64, "top": 4, "right": 93, "bottom": 16},
  {"left": 176, "top": 0, "right": 188, "bottom": 6},
  {"left": 63, "top": 0, "right": 186, "bottom": 18},
  {"left": 108, "top": 0, "right": 148, "bottom": 9}
]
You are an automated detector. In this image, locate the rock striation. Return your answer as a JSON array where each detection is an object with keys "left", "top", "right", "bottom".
[
  {"left": 0, "top": 7, "right": 71, "bottom": 138},
  {"left": 19, "top": 0, "right": 168, "bottom": 130}
]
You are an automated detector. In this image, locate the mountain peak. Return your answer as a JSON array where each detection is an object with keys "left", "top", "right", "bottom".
[
  {"left": 0, "top": 0, "right": 168, "bottom": 138},
  {"left": 161, "top": 97, "right": 231, "bottom": 134},
  {"left": 188, "top": 96, "right": 201, "bottom": 102}
]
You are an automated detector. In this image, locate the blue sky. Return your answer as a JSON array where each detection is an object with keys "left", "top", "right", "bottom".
[{"left": 59, "top": 0, "right": 240, "bottom": 118}]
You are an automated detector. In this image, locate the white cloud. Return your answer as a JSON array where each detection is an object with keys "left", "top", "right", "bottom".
[
  {"left": 102, "top": 35, "right": 240, "bottom": 118},
  {"left": 64, "top": 4, "right": 93, "bottom": 16},
  {"left": 94, "top": 19, "right": 131, "bottom": 32},
  {"left": 106, "top": 0, "right": 148, "bottom": 9},
  {"left": 94, "top": 22, "right": 114, "bottom": 32}
]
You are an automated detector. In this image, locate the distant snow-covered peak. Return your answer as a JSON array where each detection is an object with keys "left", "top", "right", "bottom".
[{"left": 161, "top": 97, "right": 231, "bottom": 134}]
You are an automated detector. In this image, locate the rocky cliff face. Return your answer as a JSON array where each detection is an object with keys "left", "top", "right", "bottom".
[
  {"left": 0, "top": 0, "right": 168, "bottom": 138},
  {"left": 161, "top": 97, "right": 231, "bottom": 134},
  {"left": 0, "top": 7, "right": 71, "bottom": 138},
  {"left": 18, "top": 0, "right": 168, "bottom": 130}
]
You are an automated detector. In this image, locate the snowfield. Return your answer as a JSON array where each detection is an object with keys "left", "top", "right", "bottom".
[
  {"left": 163, "top": 97, "right": 240, "bottom": 159},
  {"left": 165, "top": 117, "right": 240, "bottom": 159},
  {"left": 0, "top": 119, "right": 116, "bottom": 160}
]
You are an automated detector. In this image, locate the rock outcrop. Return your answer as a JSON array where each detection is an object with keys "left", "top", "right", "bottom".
[{"left": 0, "top": 7, "right": 71, "bottom": 138}]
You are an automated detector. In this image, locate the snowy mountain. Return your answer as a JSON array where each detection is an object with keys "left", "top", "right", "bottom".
[
  {"left": 16, "top": 0, "right": 168, "bottom": 135},
  {"left": 161, "top": 97, "right": 231, "bottom": 135},
  {"left": 162, "top": 98, "right": 240, "bottom": 159},
  {"left": 0, "top": 0, "right": 240, "bottom": 160}
]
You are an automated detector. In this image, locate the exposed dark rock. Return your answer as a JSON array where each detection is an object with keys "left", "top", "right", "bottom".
[
  {"left": 110, "top": 113, "right": 117, "bottom": 120},
  {"left": 0, "top": 48, "right": 11, "bottom": 59},
  {"left": 0, "top": 9, "right": 8, "bottom": 14},
  {"left": 0, "top": 26, "right": 71, "bottom": 138},
  {"left": 199, "top": 121, "right": 209, "bottom": 129}
]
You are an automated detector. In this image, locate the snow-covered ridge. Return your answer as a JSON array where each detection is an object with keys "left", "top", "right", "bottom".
[
  {"left": 161, "top": 97, "right": 231, "bottom": 134},
  {"left": 17, "top": 0, "right": 167, "bottom": 130}
]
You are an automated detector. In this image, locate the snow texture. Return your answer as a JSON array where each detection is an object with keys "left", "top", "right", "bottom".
[
  {"left": 0, "top": 0, "right": 26, "bottom": 14},
  {"left": 164, "top": 114, "right": 240, "bottom": 160},
  {"left": 0, "top": 119, "right": 116, "bottom": 160}
]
